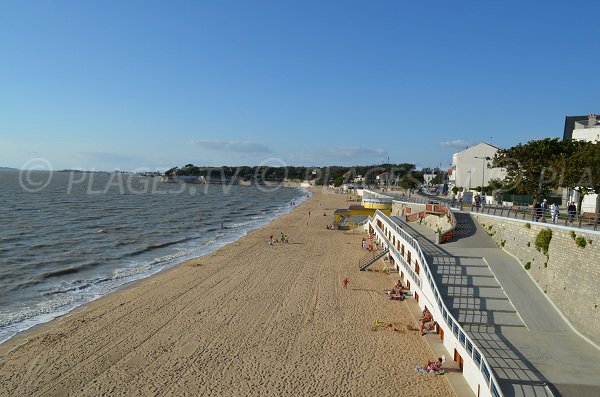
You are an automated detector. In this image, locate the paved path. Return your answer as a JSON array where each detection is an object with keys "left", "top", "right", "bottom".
[{"left": 390, "top": 213, "right": 600, "bottom": 397}]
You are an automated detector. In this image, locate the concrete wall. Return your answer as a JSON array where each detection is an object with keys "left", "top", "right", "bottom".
[{"left": 471, "top": 213, "right": 600, "bottom": 345}]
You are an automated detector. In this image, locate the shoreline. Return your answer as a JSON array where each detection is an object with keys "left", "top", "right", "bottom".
[
  {"left": 0, "top": 185, "right": 311, "bottom": 346},
  {"left": 0, "top": 188, "right": 454, "bottom": 396}
]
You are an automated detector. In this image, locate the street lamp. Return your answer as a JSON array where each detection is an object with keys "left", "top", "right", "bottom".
[
  {"left": 466, "top": 170, "right": 472, "bottom": 191},
  {"left": 474, "top": 156, "right": 490, "bottom": 192}
]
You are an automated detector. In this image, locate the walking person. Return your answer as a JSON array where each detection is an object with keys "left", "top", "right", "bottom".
[
  {"left": 567, "top": 202, "right": 577, "bottom": 225},
  {"left": 540, "top": 199, "right": 548, "bottom": 222},
  {"left": 533, "top": 202, "right": 541, "bottom": 222},
  {"left": 550, "top": 202, "right": 559, "bottom": 224},
  {"left": 342, "top": 277, "right": 349, "bottom": 289}
]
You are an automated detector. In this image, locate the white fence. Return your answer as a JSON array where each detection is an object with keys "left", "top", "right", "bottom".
[{"left": 368, "top": 210, "right": 503, "bottom": 397}]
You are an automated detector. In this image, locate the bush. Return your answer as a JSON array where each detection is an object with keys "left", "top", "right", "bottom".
[
  {"left": 525, "top": 262, "right": 531, "bottom": 270},
  {"left": 535, "top": 228, "right": 552, "bottom": 255},
  {"left": 527, "top": 242, "right": 531, "bottom": 247},
  {"left": 525, "top": 223, "right": 531, "bottom": 229},
  {"left": 569, "top": 231, "right": 576, "bottom": 240},
  {"left": 576, "top": 236, "right": 587, "bottom": 248}
]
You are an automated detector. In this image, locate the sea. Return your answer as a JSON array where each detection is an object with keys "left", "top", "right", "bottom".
[{"left": 0, "top": 170, "right": 309, "bottom": 343}]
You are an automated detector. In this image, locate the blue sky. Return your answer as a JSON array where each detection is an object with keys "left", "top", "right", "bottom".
[{"left": 1, "top": 0, "right": 598, "bottom": 171}]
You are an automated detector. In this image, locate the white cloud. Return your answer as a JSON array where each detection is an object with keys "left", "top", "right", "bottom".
[
  {"left": 440, "top": 139, "right": 472, "bottom": 147},
  {"left": 189, "top": 140, "right": 273, "bottom": 154},
  {"left": 333, "top": 147, "right": 387, "bottom": 158}
]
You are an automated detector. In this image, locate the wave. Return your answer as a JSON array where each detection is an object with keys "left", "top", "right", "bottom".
[
  {"left": 0, "top": 185, "right": 311, "bottom": 344},
  {"left": 42, "top": 267, "right": 80, "bottom": 279}
]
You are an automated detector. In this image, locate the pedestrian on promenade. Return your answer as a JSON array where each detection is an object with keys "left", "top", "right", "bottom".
[
  {"left": 567, "top": 202, "right": 577, "bottom": 225},
  {"left": 361, "top": 238, "right": 366, "bottom": 249},
  {"left": 550, "top": 202, "right": 560, "bottom": 224},
  {"left": 533, "top": 202, "right": 541, "bottom": 222},
  {"left": 540, "top": 199, "right": 548, "bottom": 222}
]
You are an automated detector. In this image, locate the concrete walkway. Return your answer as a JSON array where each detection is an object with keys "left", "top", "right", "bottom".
[{"left": 390, "top": 213, "right": 600, "bottom": 397}]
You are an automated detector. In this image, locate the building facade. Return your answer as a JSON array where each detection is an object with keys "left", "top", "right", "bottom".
[
  {"left": 451, "top": 142, "right": 506, "bottom": 191},
  {"left": 563, "top": 114, "right": 600, "bottom": 213}
]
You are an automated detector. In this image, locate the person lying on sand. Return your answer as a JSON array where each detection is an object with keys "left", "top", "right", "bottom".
[{"left": 415, "top": 357, "right": 444, "bottom": 374}]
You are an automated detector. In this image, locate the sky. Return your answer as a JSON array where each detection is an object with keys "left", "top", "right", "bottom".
[{"left": 1, "top": 0, "right": 598, "bottom": 171}]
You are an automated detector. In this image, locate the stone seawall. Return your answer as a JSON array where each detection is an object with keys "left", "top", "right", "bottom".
[{"left": 471, "top": 213, "right": 600, "bottom": 345}]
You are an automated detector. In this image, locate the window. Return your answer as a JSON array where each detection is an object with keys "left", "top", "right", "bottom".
[
  {"left": 482, "top": 363, "right": 490, "bottom": 382},
  {"left": 473, "top": 349, "right": 481, "bottom": 366}
]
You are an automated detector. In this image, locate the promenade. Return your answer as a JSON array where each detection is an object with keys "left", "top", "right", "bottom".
[{"left": 390, "top": 212, "right": 600, "bottom": 396}]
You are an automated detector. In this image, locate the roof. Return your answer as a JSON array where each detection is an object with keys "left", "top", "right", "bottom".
[
  {"left": 453, "top": 142, "right": 500, "bottom": 156},
  {"left": 564, "top": 115, "right": 594, "bottom": 141}
]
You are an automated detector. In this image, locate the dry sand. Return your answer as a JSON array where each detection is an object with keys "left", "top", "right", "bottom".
[{"left": 0, "top": 188, "right": 454, "bottom": 397}]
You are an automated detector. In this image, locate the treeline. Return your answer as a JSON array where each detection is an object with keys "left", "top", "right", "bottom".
[{"left": 164, "top": 163, "right": 426, "bottom": 187}]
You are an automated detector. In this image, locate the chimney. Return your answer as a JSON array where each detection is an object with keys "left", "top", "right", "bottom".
[{"left": 589, "top": 113, "right": 597, "bottom": 127}]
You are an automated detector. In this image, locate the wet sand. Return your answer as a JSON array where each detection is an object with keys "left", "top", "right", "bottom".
[{"left": 0, "top": 188, "right": 454, "bottom": 397}]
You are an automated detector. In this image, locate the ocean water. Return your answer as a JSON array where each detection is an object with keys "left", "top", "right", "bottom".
[{"left": 0, "top": 170, "right": 308, "bottom": 343}]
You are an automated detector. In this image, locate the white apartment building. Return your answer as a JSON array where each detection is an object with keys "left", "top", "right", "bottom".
[
  {"left": 452, "top": 142, "right": 506, "bottom": 191},
  {"left": 572, "top": 114, "right": 600, "bottom": 142},
  {"left": 564, "top": 114, "right": 600, "bottom": 213}
]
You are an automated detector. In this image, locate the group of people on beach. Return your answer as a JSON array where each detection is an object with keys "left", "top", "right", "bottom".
[
  {"left": 269, "top": 232, "right": 289, "bottom": 245},
  {"left": 361, "top": 236, "right": 376, "bottom": 252}
]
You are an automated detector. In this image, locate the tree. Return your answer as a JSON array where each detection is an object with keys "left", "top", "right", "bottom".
[
  {"left": 493, "top": 138, "right": 565, "bottom": 204},
  {"left": 399, "top": 176, "right": 419, "bottom": 190},
  {"left": 560, "top": 140, "right": 600, "bottom": 215}
]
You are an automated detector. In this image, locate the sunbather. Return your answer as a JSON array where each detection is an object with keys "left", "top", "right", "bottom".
[
  {"left": 420, "top": 308, "right": 432, "bottom": 324},
  {"left": 426, "top": 357, "right": 443, "bottom": 371},
  {"left": 421, "top": 320, "right": 436, "bottom": 335},
  {"left": 415, "top": 357, "right": 444, "bottom": 374}
]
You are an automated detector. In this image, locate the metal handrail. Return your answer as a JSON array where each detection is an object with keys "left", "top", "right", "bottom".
[
  {"left": 469, "top": 204, "right": 599, "bottom": 231},
  {"left": 371, "top": 210, "right": 504, "bottom": 397}
]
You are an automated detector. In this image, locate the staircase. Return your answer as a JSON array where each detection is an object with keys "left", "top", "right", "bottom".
[{"left": 358, "top": 248, "right": 389, "bottom": 271}]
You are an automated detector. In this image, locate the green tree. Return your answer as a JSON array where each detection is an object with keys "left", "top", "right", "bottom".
[
  {"left": 494, "top": 138, "right": 565, "bottom": 204},
  {"left": 399, "top": 176, "right": 419, "bottom": 190},
  {"left": 561, "top": 140, "right": 600, "bottom": 215}
]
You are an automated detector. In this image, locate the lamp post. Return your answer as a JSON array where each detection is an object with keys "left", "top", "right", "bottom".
[
  {"left": 466, "top": 170, "right": 472, "bottom": 191},
  {"left": 474, "top": 156, "right": 490, "bottom": 192}
]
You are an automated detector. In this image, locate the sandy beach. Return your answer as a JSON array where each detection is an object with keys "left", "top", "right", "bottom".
[{"left": 0, "top": 188, "right": 454, "bottom": 397}]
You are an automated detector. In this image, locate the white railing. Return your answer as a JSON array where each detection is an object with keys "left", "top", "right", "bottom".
[{"left": 369, "top": 210, "right": 503, "bottom": 397}]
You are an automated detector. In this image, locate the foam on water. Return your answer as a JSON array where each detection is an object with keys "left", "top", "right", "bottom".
[{"left": 0, "top": 171, "right": 311, "bottom": 343}]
